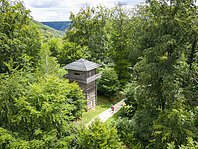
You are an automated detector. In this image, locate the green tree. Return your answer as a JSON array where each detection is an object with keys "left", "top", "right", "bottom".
[
  {"left": 0, "top": 0, "right": 41, "bottom": 72},
  {"left": 114, "top": 118, "right": 137, "bottom": 148},
  {"left": 151, "top": 105, "right": 196, "bottom": 148},
  {"left": 46, "top": 36, "right": 89, "bottom": 66},
  {"left": 132, "top": 0, "right": 197, "bottom": 114},
  {"left": 47, "top": 37, "right": 62, "bottom": 58},
  {"left": 109, "top": 4, "right": 132, "bottom": 84},
  {"left": 167, "top": 138, "right": 198, "bottom": 149},
  {"left": 58, "top": 40, "right": 89, "bottom": 66},
  {"left": 77, "top": 119, "right": 123, "bottom": 149},
  {"left": 65, "top": 6, "right": 112, "bottom": 63},
  {"left": 115, "top": 0, "right": 198, "bottom": 148},
  {"left": 97, "top": 67, "right": 120, "bottom": 98},
  {"left": 0, "top": 69, "right": 86, "bottom": 148},
  {"left": 36, "top": 43, "right": 66, "bottom": 79},
  {"left": 120, "top": 82, "right": 139, "bottom": 118}
]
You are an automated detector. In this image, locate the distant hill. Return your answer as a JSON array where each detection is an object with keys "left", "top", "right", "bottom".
[
  {"left": 33, "top": 21, "right": 64, "bottom": 38},
  {"left": 41, "top": 21, "right": 71, "bottom": 31}
]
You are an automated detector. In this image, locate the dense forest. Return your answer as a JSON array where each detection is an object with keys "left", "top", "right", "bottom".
[{"left": 0, "top": 0, "right": 198, "bottom": 148}]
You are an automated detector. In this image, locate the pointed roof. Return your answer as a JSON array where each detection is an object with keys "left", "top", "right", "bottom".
[{"left": 63, "top": 58, "right": 101, "bottom": 71}]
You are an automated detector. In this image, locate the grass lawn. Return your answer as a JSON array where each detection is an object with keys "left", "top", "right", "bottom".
[{"left": 74, "top": 95, "right": 121, "bottom": 126}]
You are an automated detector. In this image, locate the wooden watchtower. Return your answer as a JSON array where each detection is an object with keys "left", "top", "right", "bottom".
[{"left": 63, "top": 59, "right": 101, "bottom": 109}]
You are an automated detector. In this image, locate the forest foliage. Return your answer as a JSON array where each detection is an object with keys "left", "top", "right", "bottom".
[{"left": 0, "top": 0, "right": 197, "bottom": 148}]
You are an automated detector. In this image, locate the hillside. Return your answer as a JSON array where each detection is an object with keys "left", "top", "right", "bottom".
[
  {"left": 33, "top": 21, "right": 64, "bottom": 38},
  {"left": 41, "top": 21, "right": 71, "bottom": 31}
]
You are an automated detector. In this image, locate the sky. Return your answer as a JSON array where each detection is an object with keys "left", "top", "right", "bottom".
[{"left": 23, "top": 0, "right": 145, "bottom": 22}]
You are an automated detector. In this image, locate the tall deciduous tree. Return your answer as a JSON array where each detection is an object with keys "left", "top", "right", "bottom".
[
  {"left": 65, "top": 6, "right": 112, "bottom": 63},
  {"left": 0, "top": 0, "right": 41, "bottom": 73},
  {"left": 116, "top": 0, "right": 198, "bottom": 148},
  {"left": 97, "top": 67, "right": 120, "bottom": 98},
  {"left": 133, "top": 0, "right": 197, "bottom": 110},
  {"left": 0, "top": 69, "right": 86, "bottom": 148},
  {"left": 110, "top": 4, "right": 132, "bottom": 84},
  {"left": 58, "top": 40, "right": 89, "bottom": 66}
]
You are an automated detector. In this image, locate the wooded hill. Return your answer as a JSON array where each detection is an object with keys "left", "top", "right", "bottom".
[
  {"left": 41, "top": 21, "right": 71, "bottom": 31},
  {"left": 34, "top": 21, "right": 64, "bottom": 37}
]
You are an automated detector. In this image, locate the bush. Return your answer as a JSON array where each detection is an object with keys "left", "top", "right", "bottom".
[
  {"left": 77, "top": 119, "right": 123, "bottom": 149},
  {"left": 117, "top": 82, "right": 139, "bottom": 118},
  {"left": 97, "top": 67, "right": 120, "bottom": 98},
  {"left": 114, "top": 118, "right": 136, "bottom": 148},
  {"left": 167, "top": 138, "right": 198, "bottom": 149},
  {"left": 0, "top": 71, "right": 86, "bottom": 148}
]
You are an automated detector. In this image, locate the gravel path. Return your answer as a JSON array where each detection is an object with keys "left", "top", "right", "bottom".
[{"left": 86, "top": 99, "right": 125, "bottom": 126}]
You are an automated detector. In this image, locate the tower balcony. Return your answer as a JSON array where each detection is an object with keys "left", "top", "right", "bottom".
[{"left": 66, "top": 73, "right": 101, "bottom": 84}]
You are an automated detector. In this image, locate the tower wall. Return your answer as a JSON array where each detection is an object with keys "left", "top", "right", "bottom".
[{"left": 67, "top": 69, "right": 98, "bottom": 109}]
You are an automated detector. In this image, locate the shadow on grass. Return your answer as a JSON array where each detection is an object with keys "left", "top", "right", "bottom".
[{"left": 97, "top": 95, "right": 123, "bottom": 108}]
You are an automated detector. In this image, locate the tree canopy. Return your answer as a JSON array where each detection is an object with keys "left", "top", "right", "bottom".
[
  {"left": 0, "top": 0, "right": 197, "bottom": 148},
  {"left": 0, "top": 0, "right": 41, "bottom": 72}
]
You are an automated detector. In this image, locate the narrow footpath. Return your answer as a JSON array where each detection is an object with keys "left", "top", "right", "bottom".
[{"left": 86, "top": 99, "right": 125, "bottom": 126}]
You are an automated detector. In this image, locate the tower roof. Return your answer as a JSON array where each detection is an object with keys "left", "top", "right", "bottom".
[{"left": 63, "top": 58, "right": 101, "bottom": 71}]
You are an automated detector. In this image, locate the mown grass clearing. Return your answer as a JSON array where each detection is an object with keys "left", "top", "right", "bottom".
[{"left": 74, "top": 95, "right": 122, "bottom": 126}]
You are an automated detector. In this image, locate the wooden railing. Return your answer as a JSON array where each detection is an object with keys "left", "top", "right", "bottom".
[{"left": 66, "top": 73, "right": 101, "bottom": 84}]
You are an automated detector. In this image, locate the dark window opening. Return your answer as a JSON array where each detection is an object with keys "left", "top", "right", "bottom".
[{"left": 74, "top": 73, "right": 80, "bottom": 75}]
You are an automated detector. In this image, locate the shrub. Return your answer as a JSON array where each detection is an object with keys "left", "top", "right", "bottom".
[
  {"left": 77, "top": 119, "right": 123, "bottom": 149},
  {"left": 119, "top": 82, "right": 139, "bottom": 118}
]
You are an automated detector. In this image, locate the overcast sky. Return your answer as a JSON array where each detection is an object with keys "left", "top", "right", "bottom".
[{"left": 23, "top": 0, "right": 145, "bottom": 22}]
